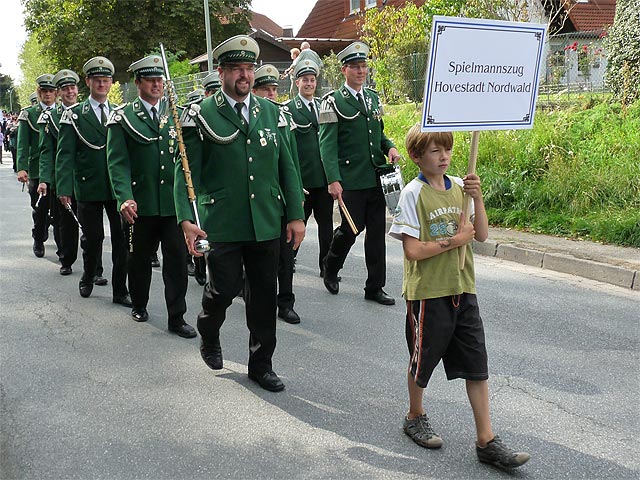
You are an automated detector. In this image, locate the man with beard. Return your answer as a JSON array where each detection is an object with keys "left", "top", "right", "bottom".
[{"left": 175, "top": 35, "right": 305, "bottom": 391}]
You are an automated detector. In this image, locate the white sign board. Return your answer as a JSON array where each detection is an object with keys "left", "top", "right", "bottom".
[{"left": 421, "top": 16, "right": 547, "bottom": 132}]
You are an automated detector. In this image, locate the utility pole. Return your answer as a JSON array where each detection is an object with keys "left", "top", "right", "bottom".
[{"left": 203, "top": 0, "right": 214, "bottom": 73}]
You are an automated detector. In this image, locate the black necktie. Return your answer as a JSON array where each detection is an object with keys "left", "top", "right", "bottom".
[
  {"left": 309, "top": 102, "right": 316, "bottom": 119},
  {"left": 151, "top": 106, "right": 159, "bottom": 126},
  {"left": 234, "top": 102, "right": 245, "bottom": 124},
  {"left": 356, "top": 92, "right": 367, "bottom": 112},
  {"left": 99, "top": 103, "right": 107, "bottom": 126}
]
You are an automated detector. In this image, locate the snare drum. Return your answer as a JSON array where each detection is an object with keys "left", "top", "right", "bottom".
[{"left": 379, "top": 165, "right": 405, "bottom": 215}]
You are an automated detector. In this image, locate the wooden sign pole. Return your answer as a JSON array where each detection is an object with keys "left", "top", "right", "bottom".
[{"left": 459, "top": 130, "right": 480, "bottom": 270}]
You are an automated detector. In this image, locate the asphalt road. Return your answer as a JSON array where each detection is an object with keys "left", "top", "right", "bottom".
[{"left": 1, "top": 158, "right": 638, "bottom": 480}]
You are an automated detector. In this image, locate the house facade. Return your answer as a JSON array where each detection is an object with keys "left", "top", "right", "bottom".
[{"left": 543, "top": 0, "right": 616, "bottom": 91}]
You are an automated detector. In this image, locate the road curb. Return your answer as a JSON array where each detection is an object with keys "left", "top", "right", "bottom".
[{"left": 473, "top": 240, "right": 638, "bottom": 290}]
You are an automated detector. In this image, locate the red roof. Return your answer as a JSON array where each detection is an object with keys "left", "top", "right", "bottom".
[
  {"left": 566, "top": 0, "right": 616, "bottom": 32},
  {"left": 297, "top": 0, "right": 425, "bottom": 39},
  {"left": 297, "top": 0, "right": 348, "bottom": 38},
  {"left": 251, "top": 10, "right": 284, "bottom": 37}
]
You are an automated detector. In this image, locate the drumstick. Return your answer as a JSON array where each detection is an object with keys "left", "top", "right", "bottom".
[{"left": 338, "top": 199, "right": 358, "bottom": 235}]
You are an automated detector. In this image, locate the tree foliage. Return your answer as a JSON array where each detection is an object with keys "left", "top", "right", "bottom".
[
  {"left": 0, "top": 73, "right": 17, "bottom": 111},
  {"left": 604, "top": 0, "right": 640, "bottom": 106},
  {"left": 23, "top": 0, "right": 251, "bottom": 83},
  {"left": 358, "top": 1, "right": 463, "bottom": 103},
  {"left": 17, "top": 34, "right": 57, "bottom": 107},
  {"left": 321, "top": 51, "right": 343, "bottom": 91},
  {"left": 358, "top": 0, "right": 590, "bottom": 103}
]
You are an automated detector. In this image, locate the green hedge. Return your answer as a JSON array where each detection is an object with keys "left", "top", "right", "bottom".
[{"left": 383, "top": 99, "right": 640, "bottom": 247}]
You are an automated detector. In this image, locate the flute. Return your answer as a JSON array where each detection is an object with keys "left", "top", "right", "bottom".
[{"left": 64, "top": 203, "right": 84, "bottom": 234}]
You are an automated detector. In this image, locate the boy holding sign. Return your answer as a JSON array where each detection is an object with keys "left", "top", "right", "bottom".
[{"left": 389, "top": 123, "right": 530, "bottom": 469}]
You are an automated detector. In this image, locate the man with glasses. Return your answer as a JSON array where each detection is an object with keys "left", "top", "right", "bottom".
[
  {"left": 16, "top": 74, "right": 57, "bottom": 258},
  {"left": 176, "top": 35, "right": 305, "bottom": 391},
  {"left": 56, "top": 57, "right": 130, "bottom": 307},
  {"left": 319, "top": 41, "right": 401, "bottom": 305},
  {"left": 106, "top": 55, "right": 195, "bottom": 339}
]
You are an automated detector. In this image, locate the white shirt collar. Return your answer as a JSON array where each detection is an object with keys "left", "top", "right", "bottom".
[
  {"left": 222, "top": 90, "right": 250, "bottom": 112},
  {"left": 88, "top": 96, "right": 108, "bottom": 110},
  {"left": 299, "top": 95, "right": 315, "bottom": 108},
  {"left": 344, "top": 83, "right": 364, "bottom": 98},
  {"left": 138, "top": 97, "right": 160, "bottom": 116}
]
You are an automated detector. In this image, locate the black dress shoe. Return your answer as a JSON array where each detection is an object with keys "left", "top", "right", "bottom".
[
  {"left": 200, "top": 339, "right": 223, "bottom": 370},
  {"left": 33, "top": 240, "right": 45, "bottom": 258},
  {"left": 131, "top": 308, "right": 149, "bottom": 322},
  {"left": 113, "top": 294, "right": 133, "bottom": 307},
  {"left": 187, "top": 262, "right": 195, "bottom": 276},
  {"left": 278, "top": 307, "right": 301, "bottom": 324},
  {"left": 319, "top": 268, "right": 341, "bottom": 282},
  {"left": 151, "top": 254, "right": 160, "bottom": 268},
  {"left": 79, "top": 280, "right": 93, "bottom": 298},
  {"left": 364, "top": 289, "right": 396, "bottom": 305},
  {"left": 168, "top": 322, "right": 197, "bottom": 338},
  {"left": 248, "top": 370, "right": 285, "bottom": 392},
  {"left": 93, "top": 275, "right": 108, "bottom": 286},
  {"left": 323, "top": 272, "right": 339, "bottom": 295},
  {"left": 60, "top": 266, "right": 72, "bottom": 275}
]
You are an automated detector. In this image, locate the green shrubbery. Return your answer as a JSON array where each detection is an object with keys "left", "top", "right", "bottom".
[{"left": 384, "top": 99, "right": 640, "bottom": 247}]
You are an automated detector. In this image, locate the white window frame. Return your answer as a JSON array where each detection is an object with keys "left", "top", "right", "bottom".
[
  {"left": 365, "top": 0, "right": 377, "bottom": 8},
  {"left": 350, "top": 0, "right": 360, "bottom": 14}
]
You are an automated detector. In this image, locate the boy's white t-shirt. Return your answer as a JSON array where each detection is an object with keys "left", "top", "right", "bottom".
[{"left": 389, "top": 175, "right": 476, "bottom": 300}]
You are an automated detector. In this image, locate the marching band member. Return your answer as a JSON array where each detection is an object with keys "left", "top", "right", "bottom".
[
  {"left": 16, "top": 74, "right": 56, "bottom": 258},
  {"left": 285, "top": 59, "right": 335, "bottom": 280},
  {"left": 106, "top": 55, "right": 195, "bottom": 339},
  {"left": 175, "top": 35, "right": 305, "bottom": 391},
  {"left": 252, "top": 64, "right": 302, "bottom": 325},
  {"left": 37, "top": 69, "right": 81, "bottom": 276},
  {"left": 56, "top": 57, "right": 130, "bottom": 305},
  {"left": 319, "top": 42, "right": 400, "bottom": 305}
]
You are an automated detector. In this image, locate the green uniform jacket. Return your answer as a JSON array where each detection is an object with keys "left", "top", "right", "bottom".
[
  {"left": 285, "top": 95, "right": 326, "bottom": 189},
  {"left": 56, "top": 100, "right": 115, "bottom": 201},
  {"left": 273, "top": 100, "right": 303, "bottom": 194},
  {"left": 38, "top": 104, "right": 70, "bottom": 185},
  {"left": 174, "top": 90, "right": 304, "bottom": 243},
  {"left": 319, "top": 85, "right": 395, "bottom": 190},
  {"left": 16, "top": 104, "right": 44, "bottom": 175},
  {"left": 107, "top": 97, "right": 178, "bottom": 217}
]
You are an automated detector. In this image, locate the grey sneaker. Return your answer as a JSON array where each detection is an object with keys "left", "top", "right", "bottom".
[
  {"left": 403, "top": 414, "right": 443, "bottom": 449},
  {"left": 476, "top": 435, "right": 530, "bottom": 469}
]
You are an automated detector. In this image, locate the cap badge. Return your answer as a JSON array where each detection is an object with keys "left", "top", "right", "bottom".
[
  {"left": 99, "top": 59, "right": 104, "bottom": 64},
  {"left": 240, "top": 39, "right": 247, "bottom": 46}
]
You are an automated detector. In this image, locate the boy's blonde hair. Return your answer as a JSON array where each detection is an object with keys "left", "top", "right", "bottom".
[{"left": 405, "top": 122, "right": 453, "bottom": 159}]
